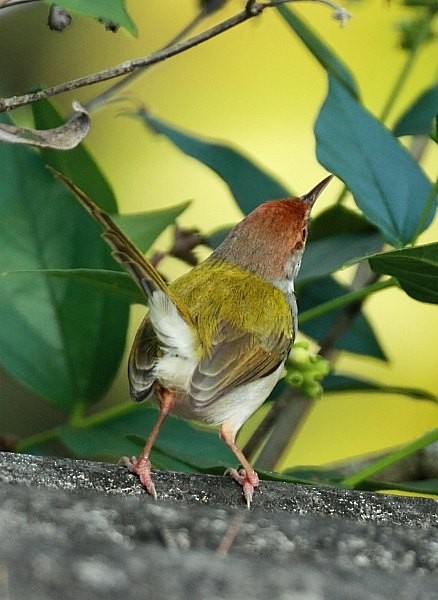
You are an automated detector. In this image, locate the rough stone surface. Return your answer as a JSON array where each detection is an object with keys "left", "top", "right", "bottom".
[{"left": 1, "top": 451, "right": 437, "bottom": 599}]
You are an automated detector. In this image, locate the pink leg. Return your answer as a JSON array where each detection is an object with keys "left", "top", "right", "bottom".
[
  {"left": 220, "top": 422, "right": 259, "bottom": 508},
  {"left": 122, "top": 389, "right": 175, "bottom": 499}
]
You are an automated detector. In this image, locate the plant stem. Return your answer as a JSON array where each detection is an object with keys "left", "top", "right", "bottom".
[
  {"left": 335, "top": 17, "right": 430, "bottom": 205},
  {"left": 380, "top": 52, "right": 419, "bottom": 124},
  {"left": 16, "top": 401, "right": 138, "bottom": 452},
  {"left": 299, "top": 277, "right": 396, "bottom": 324},
  {"left": 84, "top": 10, "right": 208, "bottom": 114},
  {"left": 72, "top": 401, "right": 138, "bottom": 429},
  {"left": 411, "top": 175, "right": 438, "bottom": 246},
  {"left": 0, "top": 0, "right": 346, "bottom": 112},
  {"left": 379, "top": 17, "right": 430, "bottom": 124},
  {"left": 341, "top": 428, "right": 438, "bottom": 488},
  {"left": 15, "top": 426, "right": 62, "bottom": 452}
]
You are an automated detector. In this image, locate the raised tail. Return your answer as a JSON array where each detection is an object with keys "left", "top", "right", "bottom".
[{"left": 49, "top": 167, "right": 172, "bottom": 300}]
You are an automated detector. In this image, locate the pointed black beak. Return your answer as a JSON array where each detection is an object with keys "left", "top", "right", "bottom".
[{"left": 300, "top": 174, "right": 333, "bottom": 207}]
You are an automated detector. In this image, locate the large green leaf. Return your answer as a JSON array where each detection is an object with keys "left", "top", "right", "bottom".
[
  {"left": 342, "top": 428, "right": 438, "bottom": 488},
  {"left": 298, "top": 232, "right": 382, "bottom": 282},
  {"left": 315, "top": 75, "right": 436, "bottom": 247},
  {"left": 323, "top": 373, "right": 437, "bottom": 402},
  {"left": 119, "top": 405, "right": 236, "bottom": 471},
  {"left": 309, "top": 204, "right": 380, "bottom": 240},
  {"left": 359, "top": 478, "right": 438, "bottom": 495},
  {"left": 43, "top": 0, "right": 136, "bottom": 35},
  {"left": 0, "top": 111, "right": 129, "bottom": 412},
  {"left": 59, "top": 424, "right": 141, "bottom": 458},
  {"left": 33, "top": 100, "right": 117, "bottom": 212},
  {"left": 298, "top": 204, "right": 383, "bottom": 281},
  {"left": 113, "top": 201, "right": 190, "bottom": 252},
  {"left": 393, "top": 85, "right": 438, "bottom": 137},
  {"left": 277, "top": 5, "right": 358, "bottom": 98},
  {"left": 1, "top": 269, "right": 146, "bottom": 305},
  {"left": 298, "top": 276, "right": 386, "bottom": 359},
  {"left": 59, "top": 403, "right": 236, "bottom": 471},
  {"left": 368, "top": 243, "right": 438, "bottom": 304},
  {"left": 132, "top": 110, "right": 290, "bottom": 215}
]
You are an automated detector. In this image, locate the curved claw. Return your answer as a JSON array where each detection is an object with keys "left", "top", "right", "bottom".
[
  {"left": 121, "top": 455, "right": 157, "bottom": 500},
  {"left": 229, "top": 468, "right": 260, "bottom": 508}
]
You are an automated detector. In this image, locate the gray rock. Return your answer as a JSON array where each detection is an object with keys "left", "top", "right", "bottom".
[{"left": 0, "top": 451, "right": 437, "bottom": 599}]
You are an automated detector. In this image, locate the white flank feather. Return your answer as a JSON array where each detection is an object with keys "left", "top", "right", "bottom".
[
  {"left": 148, "top": 291, "right": 198, "bottom": 392},
  {"left": 197, "top": 363, "right": 284, "bottom": 435}
]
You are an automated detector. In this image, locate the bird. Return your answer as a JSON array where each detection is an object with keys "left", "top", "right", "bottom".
[{"left": 53, "top": 169, "right": 332, "bottom": 507}]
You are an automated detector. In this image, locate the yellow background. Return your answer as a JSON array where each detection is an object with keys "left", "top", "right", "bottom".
[{"left": 0, "top": 0, "right": 436, "bottom": 468}]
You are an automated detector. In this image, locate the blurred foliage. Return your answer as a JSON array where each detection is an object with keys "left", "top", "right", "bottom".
[{"left": 0, "top": 0, "right": 437, "bottom": 496}]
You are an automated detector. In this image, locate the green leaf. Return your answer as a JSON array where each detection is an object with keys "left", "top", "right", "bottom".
[
  {"left": 43, "top": 0, "right": 137, "bottom": 35},
  {"left": 393, "top": 85, "right": 438, "bottom": 137},
  {"left": 282, "top": 465, "right": 344, "bottom": 484},
  {"left": 309, "top": 204, "right": 380, "bottom": 240},
  {"left": 298, "top": 276, "right": 386, "bottom": 359},
  {"left": 315, "top": 75, "right": 436, "bottom": 247},
  {"left": 363, "top": 478, "right": 438, "bottom": 495},
  {"left": 0, "top": 112, "right": 128, "bottom": 412},
  {"left": 205, "top": 226, "right": 232, "bottom": 249},
  {"left": 368, "top": 243, "right": 438, "bottom": 304},
  {"left": 276, "top": 5, "right": 358, "bottom": 97},
  {"left": 59, "top": 424, "right": 141, "bottom": 458},
  {"left": 33, "top": 100, "right": 117, "bottom": 212},
  {"left": 60, "top": 403, "right": 236, "bottom": 472},
  {"left": 298, "top": 233, "right": 383, "bottom": 283},
  {"left": 113, "top": 201, "right": 190, "bottom": 253},
  {"left": 297, "top": 204, "right": 383, "bottom": 281},
  {"left": 132, "top": 110, "right": 290, "bottom": 215},
  {"left": 1, "top": 269, "right": 145, "bottom": 305},
  {"left": 128, "top": 434, "right": 231, "bottom": 474},
  {"left": 323, "top": 373, "right": 437, "bottom": 402},
  {"left": 107, "top": 404, "right": 236, "bottom": 469},
  {"left": 342, "top": 428, "right": 438, "bottom": 487}
]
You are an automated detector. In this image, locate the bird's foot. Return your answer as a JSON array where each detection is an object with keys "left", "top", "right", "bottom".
[
  {"left": 229, "top": 468, "right": 259, "bottom": 508},
  {"left": 121, "top": 455, "right": 157, "bottom": 499}
]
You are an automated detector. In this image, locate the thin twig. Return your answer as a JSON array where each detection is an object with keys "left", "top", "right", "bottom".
[
  {"left": 0, "top": 0, "right": 38, "bottom": 8},
  {"left": 0, "top": 0, "right": 348, "bottom": 112},
  {"left": 0, "top": 3, "right": 265, "bottom": 112},
  {"left": 83, "top": 11, "right": 208, "bottom": 113}
]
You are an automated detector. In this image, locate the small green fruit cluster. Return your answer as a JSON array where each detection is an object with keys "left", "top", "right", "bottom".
[{"left": 285, "top": 341, "right": 330, "bottom": 399}]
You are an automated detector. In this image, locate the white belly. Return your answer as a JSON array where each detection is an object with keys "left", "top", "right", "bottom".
[{"left": 171, "top": 362, "right": 284, "bottom": 438}]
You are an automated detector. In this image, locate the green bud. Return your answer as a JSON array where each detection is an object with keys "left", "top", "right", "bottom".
[
  {"left": 289, "top": 344, "right": 311, "bottom": 365},
  {"left": 303, "top": 382, "right": 323, "bottom": 399},
  {"left": 286, "top": 370, "right": 304, "bottom": 387}
]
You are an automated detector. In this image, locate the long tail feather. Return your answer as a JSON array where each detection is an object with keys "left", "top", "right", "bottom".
[{"left": 48, "top": 167, "right": 171, "bottom": 300}]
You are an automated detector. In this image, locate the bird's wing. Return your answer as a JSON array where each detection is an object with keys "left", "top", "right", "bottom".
[
  {"left": 190, "top": 320, "right": 292, "bottom": 407},
  {"left": 49, "top": 168, "right": 176, "bottom": 302},
  {"left": 128, "top": 317, "right": 160, "bottom": 402}
]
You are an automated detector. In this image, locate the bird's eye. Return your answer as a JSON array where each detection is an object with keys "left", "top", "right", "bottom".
[{"left": 301, "top": 227, "right": 307, "bottom": 241}]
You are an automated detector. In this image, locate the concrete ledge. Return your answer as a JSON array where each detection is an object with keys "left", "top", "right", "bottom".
[{"left": 1, "top": 451, "right": 437, "bottom": 599}]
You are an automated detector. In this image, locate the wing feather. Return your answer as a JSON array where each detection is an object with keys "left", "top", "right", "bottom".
[
  {"left": 49, "top": 168, "right": 175, "bottom": 301},
  {"left": 190, "top": 320, "right": 291, "bottom": 407}
]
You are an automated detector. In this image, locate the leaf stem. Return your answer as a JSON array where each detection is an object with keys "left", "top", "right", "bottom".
[
  {"left": 341, "top": 428, "right": 438, "bottom": 488},
  {"left": 72, "top": 401, "right": 138, "bottom": 429},
  {"left": 380, "top": 17, "right": 431, "bottom": 123},
  {"left": 15, "top": 425, "right": 62, "bottom": 452},
  {"left": 380, "top": 52, "right": 419, "bottom": 124},
  {"left": 16, "top": 401, "right": 138, "bottom": 452},
  {"left": 299, "top": 277, "right": 396, "bottom": 324},
  {"left": 411, "top": 175, "right": 438, "bottom": 246}
]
